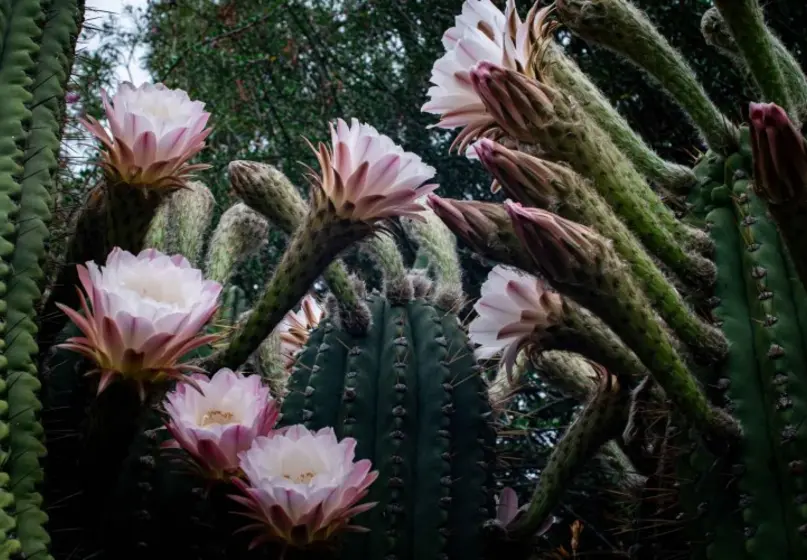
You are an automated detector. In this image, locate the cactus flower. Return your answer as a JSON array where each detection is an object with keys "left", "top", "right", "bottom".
[
  {"left": 505, "top": 201, "right": 601, "bottom": 283},
  {"left": 56, "top": 247, "right": 222, "bottom": 399},
  {"left": 80, "top": 82, "right": 212, "bottom": 188},
  {"left": 162, "top": 368, "right": 279, "bottom": 479},
  {"left": 427, "top": 194, "right": 532, "bottom": 270},
  {"left": 748, "top": 102, "right": 807, "bottom": 204},
  {"left": 422, "top": 1, "right": 544, "bottom": 147},
  {"left": 313, "top": 118, "right": 437, "bottom": 221},
  {"left": 276, "top": 295, "right": 324, "bottom": 369},
  {"left": 231, "top": 425, "right": 379, "bottom": 548},
  {"left": 469, "top": 265, "right": 562, "bottom": 370}
]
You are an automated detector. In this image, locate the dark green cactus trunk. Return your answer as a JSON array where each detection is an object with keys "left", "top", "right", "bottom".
[{"left": 280, "top": 296, "right": 496, "bottom": 560}]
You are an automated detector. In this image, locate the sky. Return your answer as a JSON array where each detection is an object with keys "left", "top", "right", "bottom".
[{"left": 84, "top": 0, "right": 153, "bottom": 86}]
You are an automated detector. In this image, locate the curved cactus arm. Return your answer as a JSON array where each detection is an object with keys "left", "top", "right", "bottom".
[
  {"left": 204, "top": 202, "right": 269, "bottom": 286},
  {"left": 536, "top": 34, "right": 695, "bottom": 194},
  {"left": 227, "top": 159, "right": 363, "bottom": 322},
  {"left": 361, "top": 232, "right": 411, "bottom": 304},
  {"left": 713, "top": 0, "right": 795, "bottom": 116},
  {"left": 555, "top": 0, "right": 738, "bottom": 154},
  {"left": 508, "top": 365, "right": 628, "bottom": 539}
]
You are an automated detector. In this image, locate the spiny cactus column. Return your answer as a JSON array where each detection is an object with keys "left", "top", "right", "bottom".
[
  {"left": 280, "top": 294, "right": 495, "bottom": 560},
  {"left": 0, "top": 0, "right": 83, "bottom": 557}
]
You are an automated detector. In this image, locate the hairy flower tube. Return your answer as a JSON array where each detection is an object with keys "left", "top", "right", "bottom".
[
  {"left": 80, "top": 81, "right": 212, "bottom": 188},
  {"left": 231, "top": 425, "right": 379, "bottom": 548},
  {"left": 56, "top": 247, "right": 222, "bottom": 399},
  {"left": 163, "top": 368, "right": 279, "bottom": 479}
]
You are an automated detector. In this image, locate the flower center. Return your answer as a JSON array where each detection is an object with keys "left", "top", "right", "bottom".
[
  {"left": 284, "top": 471, "right": 317, "bottom": 484},
  {"left": 200, "top": 409, "right": 235, "bottom": 426},
  {"left": 118, "top": 273, "right": 189, "bottom": 307}
]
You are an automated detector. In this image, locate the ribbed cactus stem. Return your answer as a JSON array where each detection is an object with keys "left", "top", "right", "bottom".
[
  {"left": 556, "top": 0, "right": 738, "bottom": 154},
  {"left": 702, "top": 7, "right": 807, "bottom": 122},
  {"left": 204, "top": 202, "right": 269, "bottom": 285},
  {"left": 507, "top": 204, "right": 740, "bottom": 442},
  {"left": 228, "top": 159, "right": 364, "bottom": 315},
  {"left": 538, "top": 40, "right": 696, "bottom": 193},
  {"left": 363, "top": 232, "right": 411, "bottom": 303},
  {"left": 480, "top": 144, "right": 726, "bottom": 364},
  {"left": 713, "top": 0, "right": 795, "bottom": 116},
  {"left": 5, "top": 0, "right": 83, "bottom": 556},
  {"left": 165, "top": 180, "right": 215, "bottom": 265},
  {"left": 509, "top": 367, "right": 628, "bottom": 539},
  {"left": 202, "top": 206, "right": 371, "bottom": 372},
  {"left": 403, "top": 210, "right": 464, "bottom": 310}
]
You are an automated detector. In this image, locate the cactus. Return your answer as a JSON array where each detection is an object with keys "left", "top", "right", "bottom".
[
  {"left": 11, "top": 0, "right": 807, "bottom": 558},
  {"left": 279, "top": 288, "right": 495, "bottom": 560}
]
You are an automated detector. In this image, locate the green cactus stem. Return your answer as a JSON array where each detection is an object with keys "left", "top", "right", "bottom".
[
  {"left": 143, "top": 198, "right": 170, "bottom": 252},
  {"left": 2, "top": 0, "right": 83, "bottom": 556},
  {"left": 555, "top": 0, "right": 739, "bottom": 154},
  {"left": 509, "top": 365, "right": 628, "bottom": 539},
  {"left": 484, "top": 71, "right": 716, "bottom": 289},
  {"left": 701, "top": 8, "right": 755, "bottom": 83},
  {"left": 163, "top": 180, "right": 215, "bottom": 265},
  {"left": 202, "top": 201, "right": 373, "bottom": 372},
  {"left": 204, "top": 202, "right": 269, "bottom": 286},
  {"left": 280, "top": 295, "right": 495, "bottom": 560},
  {"left": 713, "top": 0, "right": 795, "bottom": 116},
  {"left": 535, "top": 32, "right": 696, "bottom": 194},
  {"left": 507, "top": 204, "right": 739, "bottom": 443},
  {"left": 402, "top": 210, "right": 464, "bottom": 310},
  {"left": 362, "top": 232, "right": 411, "bottom": 303},
  {"left": 227, "top": 159, "right": 364, "bottom": 322},
  {"left": 486, "top": 147, "right": 726, "bottom": 364}
]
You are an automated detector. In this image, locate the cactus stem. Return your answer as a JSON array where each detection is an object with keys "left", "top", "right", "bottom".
[
  {"left": 556, "top": 0, "right": 738, "bottom": 154},
  {"left": 202, "top": 205, "right": 372, "bottom": 372},
  {"left": 507, "top": 204, "right": 740, "bottom": 443},
  {"left": 713, "top": 0, "right": 796, "bottom": 117},
  {"left": 508, "top": 365, "right": 628, "bottom": 539},
  {"left": 535, "top": 33, "right": 696, "bottom": 194}
]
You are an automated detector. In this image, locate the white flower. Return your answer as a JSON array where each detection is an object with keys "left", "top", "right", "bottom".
[
  {"left": 469, "top": 265, "right": 562, "bottom": 370},
  {"left": 163, "top": 368, "right": 279, "bottom": 479},
  {"left": 275, "top": 295, "right": 324, "bottom": 369},
  {"left": 81, "top": 82, "right": 212, "bottom": 188},
  {"left": 232, "top": 425, "right": 379, "bottom": 547},
  {"left": 313, "top": 118, "right": 438, "bottom": 221},
  {"left": 57, "top": 247, "right": 222, "bottom": 398}
]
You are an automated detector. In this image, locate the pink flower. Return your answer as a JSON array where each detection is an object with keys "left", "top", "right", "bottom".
[
  {"left": 275, "top": 295, "right": 324, "bottom": 369},
  {"left": 422, "top": 0, "right": 542, "bottom": 143},
  {"left": 748, "top": 102, "right": 807, "bottom": 204},
  {"left": 496, "top": 487, "right": 520, "bottom": 527},
  {"left": 162, "top": 368, "right": 279, "bottom": 479},
  {"left": 310, "top": 118, "right": 437, "bottom": 221},
  {"left": 80, "top": 82, "right": 212, "bottom": 188},
  {"left": 469, "top": 265, "right": 562, "bottom": 371},
  {"left": 231, "top": 425, "right": 379, "bottom": 548},
  {"left": 56, "top": 247, "right": 222, "bottom": 399}
]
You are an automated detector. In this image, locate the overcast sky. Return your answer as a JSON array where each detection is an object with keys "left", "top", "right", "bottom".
[{"left": 85, "top": 0, "right": 153, "bottom": 86}]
